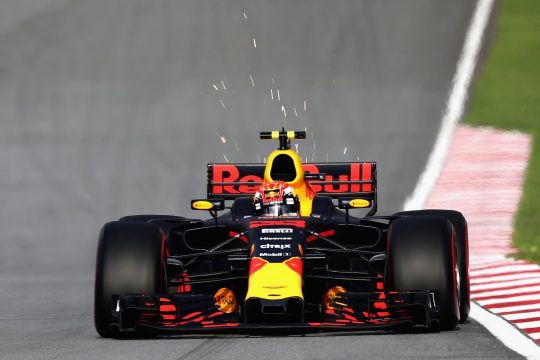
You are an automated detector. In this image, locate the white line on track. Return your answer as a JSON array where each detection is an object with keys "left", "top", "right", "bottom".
[
  {"left": 401, "top": 0, "right": 540, "bottom": 357},
  {"left": 403, "top": 0, "right": 495, "bottom": 211},
  {"left": 470, "top": 303, "right": 540, "bottom": 358}
]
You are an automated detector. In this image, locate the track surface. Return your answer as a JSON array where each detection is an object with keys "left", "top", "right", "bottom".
[{"left": 0, "top": 1, "right": 521, "bottom": 359}]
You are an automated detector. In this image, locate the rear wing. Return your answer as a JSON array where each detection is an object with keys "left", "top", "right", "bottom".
[{"left": 207, "top": 162, "right": 377, "bottom": 205}]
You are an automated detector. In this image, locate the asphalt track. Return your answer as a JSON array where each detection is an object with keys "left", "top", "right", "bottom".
[{"left": 0, "top": 1, "right": 522, "bottom": 359}]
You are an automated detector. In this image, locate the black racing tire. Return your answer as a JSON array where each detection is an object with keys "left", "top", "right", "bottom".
[
  {"left": 388, "top": 215, "right": 459, "bottom": 330},
  {"left": 394, "top": 210, "right": 469, "bottom": 322},
  {"left": 94, "top": 221, "right": 165, "bottom": 338}
]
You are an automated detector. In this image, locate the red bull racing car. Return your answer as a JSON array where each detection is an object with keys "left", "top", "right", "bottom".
[{"left": 94, "top": 129, "right": 470, "bottom": 338}]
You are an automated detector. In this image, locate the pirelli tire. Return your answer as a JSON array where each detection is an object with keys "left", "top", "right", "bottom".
[
  {"left": 94, "top": 221, "right": 165, "bottom": 338},
  {"left": 388, "top": 215, "right": 460, "bottom": 330},
  {"left": 394, "top": 210, "right": 469, "bottom": 322}
]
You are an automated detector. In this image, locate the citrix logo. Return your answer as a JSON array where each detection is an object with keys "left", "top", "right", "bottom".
[{"left": 260, "top": 244, "right": 291, "bottom": 250}]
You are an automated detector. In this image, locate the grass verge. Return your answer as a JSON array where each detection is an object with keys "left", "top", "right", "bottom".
[{"left": 464, "top": 0, "right": 540, "bottom": 262}]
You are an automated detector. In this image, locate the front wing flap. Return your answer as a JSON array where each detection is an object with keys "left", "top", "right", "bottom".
[{"left": 113, "top": 290, "right": 439, "bottom": 334}]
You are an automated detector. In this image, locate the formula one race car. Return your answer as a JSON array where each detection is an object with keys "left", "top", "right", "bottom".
[{"left": 94, "top": 129, "right": 470, "bottom": 338}]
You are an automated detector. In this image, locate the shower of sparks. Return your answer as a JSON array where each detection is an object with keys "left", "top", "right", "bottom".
[
  {"left": 277, "top": 89, "right": 281, "bottom": 101},
  {"left": 219, "top": 98, "right": 226, "bottom": 108},
  {"left": 223, "top": 154, "right": 229, "bottom": 163},
  {"left": 343, "top": 147, "right": 348, "bottom": 155},
  {"left": 281, "top": 105, "right": 287, "bottom": 118},
  {"left": 250, "top": 74, "right": 255, "bottom": 87},
  {"left": 304, "top": 100, "right": 307, "bottom": 111},
  {"left": 213, "top": 130, "right": 227, "bottom": 143},
  {"left": 221, "top": 81, "right": 227, "bottom": 90},
  {"left": 293, "top": 107, "right": 298, "bottom": 117},
  {"left": 213, "top": 84, "right": 219, "bottom": 91},
  {"left": 270, "top": 89, "right": 274, "bottom": 100},
  {"left": 233, "top": 138, "right": 240, "bottom": 152},
  {"left": 243, "top": 12, "right": 247, "bottom": 19},
  {"left": 253, "top": 38, "right": 257, "bottom": 48}
]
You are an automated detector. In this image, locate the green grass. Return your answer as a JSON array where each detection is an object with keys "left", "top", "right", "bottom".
[{"left": 464, "top": 0, "right": 540, "bottom": 262}]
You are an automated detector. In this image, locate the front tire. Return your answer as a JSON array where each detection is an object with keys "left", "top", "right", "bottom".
[
  {"left": 395, "top": 210, "right": 469, "bottom": 322},
  {"left": 388, "top": 215, "right": 459, "bottom": 330},
  {"left": 94, "top": 221, "right": 165, "bottom": 338}
]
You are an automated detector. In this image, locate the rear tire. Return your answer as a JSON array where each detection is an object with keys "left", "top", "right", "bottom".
[
  {"left": 395, "top": 210, "right": 469, "bottom": 322},
  {"left": 94, "top": 221, "right": 165, "bottom": 338},
  {"left": 388, "top": 215, "right": 459, "bottom": 330}
]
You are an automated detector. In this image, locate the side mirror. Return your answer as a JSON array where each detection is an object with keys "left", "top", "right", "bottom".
[
  {"left": 191, "top": 199, "right": 225, "bottom": 211},
  {"left": 338, "top": 198, "right": 372, "bottom": 209}
]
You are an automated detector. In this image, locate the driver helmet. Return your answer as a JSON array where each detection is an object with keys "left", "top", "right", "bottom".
[{"left": 253, "top": 181, "right": 299, "bottom": 217}]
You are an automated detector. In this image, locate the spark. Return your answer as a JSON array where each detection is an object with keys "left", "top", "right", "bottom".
[
  {"left": 250, "top": 74, "right": 255, "bottom": 87},
  {"left": 272, "top": 78, "right": 275, "bottom": 84},
  {"left": 357, "top": 156, "right": 361, "bottom": 161},
  {"left": 277, "top": 89, "right": 281, "bottom": 101},
  {"left": 233, "top": 138, "right": 240, "bottom": 152},
  {"left": 221, "top": 81, "right": 227, "bottom": 90},
  {"left": 281, "top": 105, "right": 287, "bottom": 118},
  {"left": 263, "top": 157, "right": 267, "bottom": 163},
  {"left": 343, "top": 147, "right": 348, "bottom": 155},
  {"left": 223, "top": 154, "right": 229, "bottom": 163},
  {"left": 213, "top": 130, "right": 227, "bottom": 143},
  {"left": 304, "top": 100, "right": 307, "bottom": 111},
  {"left": 213, "top": 84, "right": 219, "bottom": 91},
  {"left": 270, "top": 89, "right": 274, "bottom": 100},
  {"left": 253, "top": 38, "right": 257, "bottom": 48},
  {"left": 293, "top": 107, "right": 298, "bottom": 117},
  {"left": 295, "top": 143, "right": 299, "bottom": 152},
  {"left": 326, "top": 153, "right": 329, "bottom": 161},
  {"left": 313, "top": 139, "right": 316, "bottom": 150},
  {"left": 219, "top": 98, "right": 226, "bottom": 109},
  {"left": 257, "top": 154, "right": 261, "bottom": 163},
  {"left": 243, "top": 12, "right": 247, "bottom": 19},
  {"left": 311, "top": 152, "right": 315, "bottom": 162}
]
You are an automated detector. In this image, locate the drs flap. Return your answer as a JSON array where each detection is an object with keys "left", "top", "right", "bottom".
[{"left": 207, "top": 162, "right": 376, "bottom": 199}]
